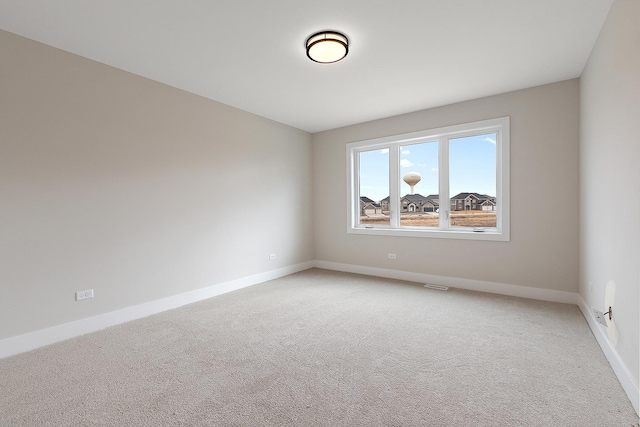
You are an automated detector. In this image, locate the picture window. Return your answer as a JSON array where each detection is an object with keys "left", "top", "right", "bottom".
[{"left": 347, "top": 117, "right": 510, "bottom": 241}]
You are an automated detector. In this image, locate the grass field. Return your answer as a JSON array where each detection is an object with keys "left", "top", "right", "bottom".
[{"left": 361, "top": 211, "right": 497, "bottom": 228}]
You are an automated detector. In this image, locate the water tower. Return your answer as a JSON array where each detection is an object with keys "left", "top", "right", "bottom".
[{"left": 403, "top": 172, "right": 421, "bottom": 195}]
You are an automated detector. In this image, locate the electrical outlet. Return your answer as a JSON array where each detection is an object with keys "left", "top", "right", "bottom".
[
  {"left": 269, "top": 253, "right": 276, "bottom": 260},
  {"left": 75, "top": 289, "right": 94, "bottom": 301},
  {"left": 388, "top": 253, "right": 396, "bottom": 259}
]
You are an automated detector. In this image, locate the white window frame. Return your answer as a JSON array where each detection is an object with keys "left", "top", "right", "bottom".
[{"left": 346, "top": 117, "right": 510, "bottom": 241}]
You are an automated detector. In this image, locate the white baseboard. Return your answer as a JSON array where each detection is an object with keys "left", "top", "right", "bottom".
[
  {"left": 313, "top": 261, "right": 638, "bottom": 415},
  {"left": 313, "top": 260, "right": 579, "bottom": 304},
  {"left": 0, "top": 261, "right": 314, "bottom": 360},
  {"left": 314, "top": 261, "right": 638, "bottom": 415},
  {"left": 577, "top": 296, "right": 639, "bottom": 415},
  {"left": 3, "top": 259, "right": 637, "bottom": 417}
]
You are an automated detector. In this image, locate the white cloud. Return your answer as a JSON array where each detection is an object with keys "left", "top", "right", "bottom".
[
  {"left": 483, "top": 137, "right": 496, "bottom": 144},
  {"left": 401, "top": 149, "right": 410, "bottom": 154},
  {"left": 380, "top": 148, "right": 389, "bottom": 154},
  {"left": 400, "top": 159, "right": 414, "bottom": 168},
  {"left": 431, "top": 167, "right": 439, "bottom": 173},
  {"left": 417, "top": 163, "right": 426, "bottom": 167}
]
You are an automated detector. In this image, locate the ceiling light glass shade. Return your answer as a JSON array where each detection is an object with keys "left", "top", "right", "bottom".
[{"left": 306, "top": 31, "right": 349, "bottom": 63}]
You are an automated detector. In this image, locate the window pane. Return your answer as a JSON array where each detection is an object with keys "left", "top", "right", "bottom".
[
  {"left": 449, "top": 133, "right": 497, "bottom": 228},
  {"left": 359, "top": 148, "right": 389, "bottom": 226},
  {"left": 399, "top": 141, "right": 439, "bottom": 227}
]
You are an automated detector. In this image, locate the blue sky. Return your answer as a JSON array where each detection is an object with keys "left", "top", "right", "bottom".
[{"left": 359, "top": 133, "right": 496, "bottom": 201}]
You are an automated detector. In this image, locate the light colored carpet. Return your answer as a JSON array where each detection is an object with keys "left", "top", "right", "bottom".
[{"left": 0, "top": 268, "right": 637, "bottom": 426}]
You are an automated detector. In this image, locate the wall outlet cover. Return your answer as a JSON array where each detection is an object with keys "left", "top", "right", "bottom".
[
  {"left": 593, "top": 309, "right": 608, "bottom": 327},
  {"left": 75, "top": 289, "right": 94, "bottom": 301}
]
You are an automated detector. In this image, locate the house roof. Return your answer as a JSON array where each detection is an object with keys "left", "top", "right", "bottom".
[
  {"left": 400, "top": 194, "right": 440, "bottom": 207},
  {"left": 381, "top": 194, "right": 440, "bottom": 206},
  {"left": 362, "top": 201, "right": 381, "bottom": 208},
  {"left": 360, "top": 196, "right": 375, "bottom": 204},
  {"left": 0, "top": 1, "right": 614, "bottom": 132},
  {"left": 425, "top": 195, "right": 440, "bottom": 206},
  {"left": 451, "top": 192, "right": 494, "bottom": 201},
  {"left": 384, "top": 193, "right": 493, "bottom": 204},
  {"left": 401, "top": 193, "right": 428, "bottom": 203}
]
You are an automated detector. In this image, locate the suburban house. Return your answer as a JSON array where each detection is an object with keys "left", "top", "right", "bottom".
[
  {"left": 404, "top": 194, "right": 439, "bottom": 213},
  {"left": 380, "top": 196, "right": 389, "bottom": 211},
  {"left": 380, "top": 194, "right": 440, "bottom": 213},
  {"left": 376, "top": 192, "right": 498, "bottom": 214},
  {"left": 359, "top": 196, "right": 382, "bottom": 215},
  {"left": 0, "top": 0, "right": 638, "bottom": 424},
  {"left": 480, "top": 199, "right": 497, "bottom": 211},
  {"left": 450, "top": 192, "right": 497, "bottom": 211}
]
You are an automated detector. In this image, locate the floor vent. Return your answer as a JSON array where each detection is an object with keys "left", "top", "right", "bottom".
[{"left": 424, "top": 284, "right": 449, "bottom": 291}]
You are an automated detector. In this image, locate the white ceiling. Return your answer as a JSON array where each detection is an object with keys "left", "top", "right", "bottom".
[{"left": 0, "top": 1, "right": 613, "bottom": 133}]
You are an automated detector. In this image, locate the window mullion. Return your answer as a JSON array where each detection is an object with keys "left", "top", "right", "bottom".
[
  {"left": 352, "top": 149, "right": 360, "bottom": 228},
  {"left": 389, "top": 144, "right": 400, "bottom": 228},
  {"left": 438, "top": 137, "right": 449, "bottom": 230},
  {"left": 495, "top": 130, "right": 502, "bottom": 232}
]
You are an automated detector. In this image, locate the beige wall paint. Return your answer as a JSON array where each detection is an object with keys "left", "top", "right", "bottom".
[
  {"left": 580, "top": 0, "right": 640, "bottom": 384},
  {"left": 313, "top": 80, "right": 580, "bottom": 293},
  {"left": 0, "top": 30, "right": 313, "bottom": 340}
]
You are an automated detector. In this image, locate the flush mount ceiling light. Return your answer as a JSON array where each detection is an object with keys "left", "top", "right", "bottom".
[{"left": 306, "top": 31, "right": 349, "bottom": 64}]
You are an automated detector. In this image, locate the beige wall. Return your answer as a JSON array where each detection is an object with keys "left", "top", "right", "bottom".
[
  {"left": 4, "top": 6, "right": 635, "bottom": 391},
  {"left": 312, "top": 80, "right": 580, "bottom": 293},
  {"left": 580, "top": 0, "right": 639, "bottom": 384},
  {"left": 0, "top": 30, "right": 313, "bottom": 340}
]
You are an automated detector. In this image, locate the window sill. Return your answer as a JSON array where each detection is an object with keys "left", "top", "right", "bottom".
[{"left": 348, "top": 226, "right": 509, "bottom": 241}]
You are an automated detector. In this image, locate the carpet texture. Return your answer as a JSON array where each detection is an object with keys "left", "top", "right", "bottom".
[{"left": 1, "top": 268, "right": 638, "bottom": 426}]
